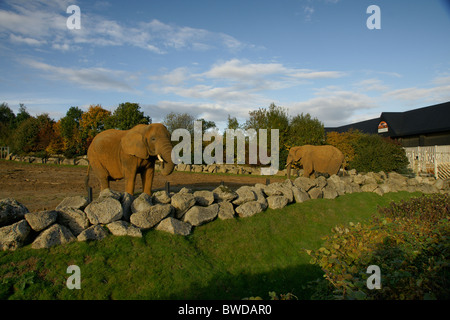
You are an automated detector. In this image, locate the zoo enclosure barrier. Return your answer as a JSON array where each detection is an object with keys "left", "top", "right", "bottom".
[
  {"left": 404, "top": 145, "right": 450, "bottom": 179},
  {"left": 0, "top": 146, "right": 9, "bottom": 159}
]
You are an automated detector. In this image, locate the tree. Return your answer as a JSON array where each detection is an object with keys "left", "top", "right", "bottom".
[
  {"left": 0, "top": 103, "right": 16, "bottom": 146},
  {"left": 287, "top": 113, "right": 325, "bottom": 147},
  {"left": 12, "top": 116, "right": 40, "bottom": 154},
  {"left": 108, "top": 102, "right": 151, "bottom": 130},
  {"left": 79, "top": 105, "right": 112, "bottom": 152},
  {"left": 15, "top": 104, "right": 31, "bottom": 127},
  {"left": 326, "top": 129, "right": 361, "bottom": 169},
  {"left": 60, "top": 106, "right": 84, "bottom": 157},
  {"left": 163, "top": 112, "right": 195, "bottom": 134}
]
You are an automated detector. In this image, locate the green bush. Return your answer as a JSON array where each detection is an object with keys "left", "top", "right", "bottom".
[
  {"left": 306, "top": 194, "right": 450, "bottom": 300},
  {"left": 349, "top": 134, "right": 409, "bottom": 173}
]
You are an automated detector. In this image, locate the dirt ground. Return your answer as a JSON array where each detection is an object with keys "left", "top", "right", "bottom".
[{"left": 0, "top": 160, "right": 284, "bottom": 213}]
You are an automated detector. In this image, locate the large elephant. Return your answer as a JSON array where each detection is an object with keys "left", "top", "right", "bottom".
[
  {"left": 87, "top": 123, "right": 175, "bottom": 195},
  {"left": 286, "top": 145, "right": 344, "bottom": 179}
]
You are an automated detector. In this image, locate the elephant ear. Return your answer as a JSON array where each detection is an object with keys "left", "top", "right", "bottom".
[{"left": 121, "top": 131, "right": 149, "bottom": 159}]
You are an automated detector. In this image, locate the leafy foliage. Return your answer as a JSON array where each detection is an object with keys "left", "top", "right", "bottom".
[{"left": 306, "top": 194, "right": 450, "bottom": 300}]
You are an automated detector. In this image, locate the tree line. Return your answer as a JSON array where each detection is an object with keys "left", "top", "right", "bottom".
[{"left": 0, "top": 102, "right": 408, "bottom": 172}]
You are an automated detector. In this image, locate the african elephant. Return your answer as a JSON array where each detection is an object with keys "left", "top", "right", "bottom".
[
  {"left": 87, "top": 123, "right": 175, "bottom": 196},
  {"left": 286, "top": 145, "right": 344, "bottom": 179}
]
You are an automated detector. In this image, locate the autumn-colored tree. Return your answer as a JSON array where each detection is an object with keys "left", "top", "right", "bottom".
[
  {"left": 326, "top": 129, "right": 361, "bottom": 169},
  {"left": 79, "top": 105, "right": 112, "bottom": 152},
  {"left": 60, "top": 106, "right": 84, "bottom": 157},
  {"left": 45, "top": 121, "right": 64, "bottom": 155}
]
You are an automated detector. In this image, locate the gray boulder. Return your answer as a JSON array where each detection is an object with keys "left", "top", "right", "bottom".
[
  {"left": 235, "top": 201, "right": 265, "bottom": 218},
  {"left": 0, "top": 219, "right": 31, "bottom": 251},
  {"left": 152, "top": 190, "right": 171, "bottom": 204},
  {"left": 57, "top": 207, "right": 90, "bottom": 236},
  {"left": 292, "top": 187, "right": 310, "bottom": 203},
  {"left": 130, "top": 204, "right": 172, "bottom": 229},
  {"left": 99, "top": 188, "right": 123, "bottom": 201},
  {"left": 194, "top": 190, "right": 215, "bottom": 206},
  {"left": 323, "top": 185, "right": 338, "bottom": 200},
  {"left": 213, "top": 185, "right": 238, "bottom": 202},
  {"left": 232, "top": 186, "right": 256, "bottom": 205},
  {"left": 106, "top": 220, "right": 142, "bottom": 238},
  {"left": 183, "top": 204, "right": 219, "bottom": 226},
  {"left": 263, "top": 183, "right": 294, "bottom": 203},
  {"left": 131, "top": 193, "right": 153, "bottom": 213},
  {"left": 361, "top": 184, "right": 378, "bottom": 193},
  {"left": 0, "top": 198, "right": 28, "bottom": 227},
  {"left": 293, "top": 177, "right": 315, "bottom": 192},
  {"left": 77, "top": 225, "right": 109, "bottom": 242},
  {"left": 31, "top": 224, "right": 75, "bottom": 249},
  {"left": 85, "top": 197, "right": 123, "bottom": 225},
  {"left": 25, "top": 210, "right": 58, "bottom": 232},
  {"left": 267, "top": 196, "right": 289, "bottom": 210},
  {"left": 56, "top": 196, "right": 89, "bottom": 211},
  {"left": 218, "top": 201, "right": 235, "bottom": 220},
  {"left": 171, "top": 192, "right": 196, "bottom": 219},
  {"left": 156, "top": 217, "right": 192, "bottom": 236},
  {"left": 121, "top": 192, "right": 134, "bottom": 222},
  {"left": 251, "top": 186, "right": 268, "bottom": 210},
  {"left": 308, "top": 187, "right": 323, "bottom": 200}
]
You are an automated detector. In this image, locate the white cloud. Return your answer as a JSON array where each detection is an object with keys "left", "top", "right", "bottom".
[
  {"left": 0, "top": 0, "right": 249, "bottom": 54},
  {"left": 22, "top": 59, "right": 138, "bottom": 93}
]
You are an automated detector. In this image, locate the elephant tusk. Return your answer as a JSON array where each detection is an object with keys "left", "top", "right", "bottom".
[{"left": 157, "top": 154, "right": 164, "bottom": 162}]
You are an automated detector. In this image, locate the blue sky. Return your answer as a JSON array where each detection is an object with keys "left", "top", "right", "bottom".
[{"left": 1, "top": 0, "right": 449, "bottom": 130}]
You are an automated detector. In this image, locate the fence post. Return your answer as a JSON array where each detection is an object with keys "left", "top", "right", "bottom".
[{"left": 434, "top": 145, "right": 439, "bottom": 179}]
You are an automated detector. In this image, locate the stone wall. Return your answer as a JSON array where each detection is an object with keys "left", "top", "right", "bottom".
[{"left": 1, "top": 171, "right": 450, "bottom": 251}]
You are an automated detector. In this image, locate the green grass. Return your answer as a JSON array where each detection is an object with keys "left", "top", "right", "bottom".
[{"left": 0, "top": 191, "right": 420, "bottom": 300}]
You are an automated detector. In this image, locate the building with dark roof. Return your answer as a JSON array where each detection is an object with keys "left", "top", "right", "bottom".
[{"left": 325, "top": 101, "right": 450, "bottom": 147}]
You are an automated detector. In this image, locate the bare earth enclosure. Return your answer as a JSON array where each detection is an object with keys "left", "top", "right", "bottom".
[{"left": 0, "top": 160, "right": 283, "bottom": 213}]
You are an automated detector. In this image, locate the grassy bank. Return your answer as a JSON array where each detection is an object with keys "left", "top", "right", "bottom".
[{"left": 0, "top": 192, "right": 420, "bottom": 300}]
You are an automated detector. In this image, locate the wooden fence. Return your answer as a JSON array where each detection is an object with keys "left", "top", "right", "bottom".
[
  {"left": 0, "top": 146, "right": 9, "bottom": 159},
  {"left": 405, "top": 145, "right": 450, "bottom": 179}
]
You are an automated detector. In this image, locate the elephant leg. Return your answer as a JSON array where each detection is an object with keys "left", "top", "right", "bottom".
[
  {"left": 142, "top": 168, "right": 155, "bottom": 196},
  {"left": 124, "top": 170, "right": 137, "bottom": 195},
  {"left": 90, "top": 161, "right": 110, "bottom": 191},
  {"left": 303, "top": 163, "right": 314, "bottom": 179}
]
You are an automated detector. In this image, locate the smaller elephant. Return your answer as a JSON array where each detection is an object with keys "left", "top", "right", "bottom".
[{"left": 286, "top": 145, "right": 344, "bottom": 179}]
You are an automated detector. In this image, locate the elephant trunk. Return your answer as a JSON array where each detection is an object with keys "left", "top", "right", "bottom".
[
  {"left": 157, "top": 143, "right": 175, "bottom": 176},
  {"left": 286, "top": 156, "right": 292, "bottom": 180}
]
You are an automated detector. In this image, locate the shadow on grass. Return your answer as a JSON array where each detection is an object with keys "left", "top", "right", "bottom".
[{"left": 167, "top": 263, "right": 323, "bottom": 300}]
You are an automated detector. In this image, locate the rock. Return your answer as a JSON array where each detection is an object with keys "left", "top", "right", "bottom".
[
  {"left": 323, "top": 185, "right": 338, "bottom": 199},
  {"left": 251, "top": 186, "right": 268, "bottom": 210},
  {"left": 130, "top": 204, "right": 173, "bottom": 229},
  {"left": 0, "top": 220, "right": 31, "bottom": 251},
  {"left": 57, "top": 207, "right": 90, "bottom": 236},
  {"left": 267, "top": 196, "right": 289, "bottom": 210},
  {"left": 106, "top": 220, "right": 142, "bottom": 237},
  {"left": 99, "top": 188, "right": 123, "bottom": 201},
  {"left": 315, "top": 176, "right": 327, "bottom": 189},
  {"left": 353, "top": 174, "right": 366, "bottom": 185},
  {"left": 171, "top": 193, "right": 196, "bottom": 219},
  {"left": 131, "top": 193, "right": 153, "bottom": 213},
  {"left": 263, "top": 183, "right": 294, "bottom": 203},
  {"left": 85, "top": 197, "right": 123, "bottom": 225},
  {"left": 292, "top": 187, "right": 310, "bottom": 203},
  {"left": 194, "top": 190, "right": 214, "bottom": 206},
  {"left": 434, "top": 179, "right": 445, "bottom": 190},
  {"left": 218, "top": 201, "right": 235, "bottom": 220},
  {"left": 77, "top": 225, "right": 109, "bottom": 242},
  {"left": 121, "top": 193, "right": 134, "bottom": 222},
  {"left": 31, "top": 224, "right": 75, "bottom": 249},
  {"left": 235, "top": 201, "right": 265, "bottom": 218},
  {"left": 183, "top": 204, "right": 219, "bottom": 226},
  {"left": 293, "top": 177, "right": 315, "bottom": 192},
  {"left": 179, "top": 187, "right": 193, "bottom": 194},
  {"left": 374, "top": 187, "right": 384, "bottom": 196},
  {"left": 347, "top": 169, "right": 357, "bottom": 175},
  {"left": 0, "top": 198, "right": 29, "bottom": 227},
  {"left": 213, "top": 185, "right": 238, "bottom": 202},
  {"left": 232, "top": 186, "right": 256, "bottom": 205},
  {"left": 361, "top": 184, "right": 378, "bottom": 193},
  {"left": 156, "top": 217, "right": 192, "bottom": 236},
  {"left": 308, "top": 187, "right": 323, "bottom": 200},
  {"left": 56, "top": 196, "right": 89, "bottom": 211},
  {"left": 24, "top": 210, "right": 58, "bottom": 232},
  {"left": 152, "top": 190, "right": 171, "bottom": 204}
]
